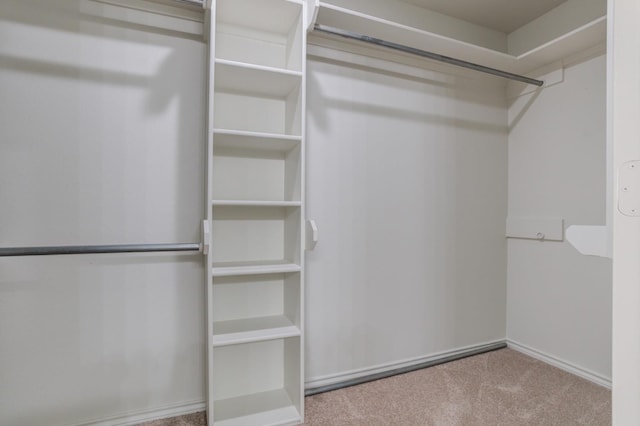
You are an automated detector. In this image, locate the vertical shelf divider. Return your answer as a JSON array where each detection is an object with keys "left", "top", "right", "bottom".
[{"left": 203, "top": 1, "right": 216, "bottom": 426}]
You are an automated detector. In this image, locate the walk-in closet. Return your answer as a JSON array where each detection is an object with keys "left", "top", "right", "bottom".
[{"left": 1, "top": 0, "right": 638, "bottom": 425}]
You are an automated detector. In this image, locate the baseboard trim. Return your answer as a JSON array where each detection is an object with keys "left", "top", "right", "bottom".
[
  {"left": 304, "top": 339, "right": 507, "bottom": 396},
  {"left": 64, "top": 340, "right": 609, "bottom": 424},
  {"left": 507, "top": 339, "right": 611, "bottom": 389},
  {"left": 70, "top": 399, "right": 206, "bottom": 426}
]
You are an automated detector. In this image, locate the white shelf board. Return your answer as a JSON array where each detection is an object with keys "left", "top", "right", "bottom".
[
  {"left": 213, "top": 315, "right": 300, "bottom": 347},
  {"left": 214, "top": 389, "right": 301, "bottom": 426},
  {"left": 212, "top": 260, "right": 301, "bottom": 277},
  {"left": 315, "top": 2, "right": 606, "bottom": 77},
  {"left": 215, "top": 59, "right": 302, "bottom": 97},
  {"left": 512, "top": 16, "right": 606, "bottom": 74},
  {"left": 213, "top": 200, "right": 302, "bottom": 207},
  {"left": 315, "top": 3, "right": 515, "bottom": 69},
  {"left": 213, "top": 129, "right": 301, "bottom": 152}
]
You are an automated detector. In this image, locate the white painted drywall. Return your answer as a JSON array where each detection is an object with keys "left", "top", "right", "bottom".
[
  {"left": 0, "top": 1, "right": 207, "bottom": 425},
  {"left": 507, "top": 54, "right": 612, "bottom": 380},
  {"left": 304, "top": 49, "right": 508, "bottom": 385}
]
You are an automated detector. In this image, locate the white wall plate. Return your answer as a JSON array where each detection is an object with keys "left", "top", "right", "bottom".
[{"left": 618, "top": 160, "right": 640, "bottom": 216}]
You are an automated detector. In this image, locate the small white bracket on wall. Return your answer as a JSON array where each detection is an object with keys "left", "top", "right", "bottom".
[
  {"left": 566, "top": 225, "right": 609, "bottom": 258},
  {"left": 506, "top": 217, "right": 564, "bottom": 241},
  {"left": 202, "top": 220, "right": 210, "bottom": 255},
  {"left": 306, "top": 219, "right": 318, "bottom": 250},
  {"left": 618, "top": 160, "right": 640, "bottom": 216}
]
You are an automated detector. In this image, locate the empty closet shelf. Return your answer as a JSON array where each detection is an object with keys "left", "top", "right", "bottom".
[
  {"left": 214, "top": 0, "right": 302, "bottom": 72},
  {"left": 215, "top": 59, "right": 302, "bottom": 97},
  {"left": 213, "top": 71, "right": 302, "bottom": 135},
  {"left": 212, "top": 134, "right": 302, "bottom": 202},
  {"left": 213, "top": 389, "right": 301, "bottom": 426},
  {"left": 213, "top": 129, "right": 301, "bottom": 151},
  {"left": 212, "top": 261, "right": 301, "bottom": 277},
  {"left": 212, "top": 315, "right": 300, "bottom": 347},
  {"left": 213, "top": 200, "right": 302, "bottom": 207}
]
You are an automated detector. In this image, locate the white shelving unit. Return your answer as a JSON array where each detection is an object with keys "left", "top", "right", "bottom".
[{"left": 204, "top": 0, "right": 306, "bottom": 424}]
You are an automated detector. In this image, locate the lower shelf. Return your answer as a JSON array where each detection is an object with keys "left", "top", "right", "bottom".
[
  {"left": 212, "top": 260, "right": 301, "bottom": 277},
  {"left": 214, "top": 389, "right": 302, "bottom": 426},
  {"left": 213, "top": 315, "right": 300, "bottom": 347}
]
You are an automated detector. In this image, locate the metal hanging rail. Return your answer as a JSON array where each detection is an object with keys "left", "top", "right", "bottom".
[
  {"left": 0, "top": 243, "right": 201, "bottom": 257},
  {"left": 313, "top": 24, "right": 544, "bottom": 87}
]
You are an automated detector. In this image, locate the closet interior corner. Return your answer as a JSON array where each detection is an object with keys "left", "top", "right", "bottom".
[{"left": 0, "top": 0, "right": 617, "bottom": 425}]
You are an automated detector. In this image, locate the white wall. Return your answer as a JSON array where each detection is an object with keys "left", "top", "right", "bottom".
[
  {"left": 0, "top": 1, "right": 207, "bottom": 424},
  {"left": 305, "top": 48, "right": 508, "bottom": 386},
  {"left": 507, "top": 54, "right": 612, "bottom": 381}
]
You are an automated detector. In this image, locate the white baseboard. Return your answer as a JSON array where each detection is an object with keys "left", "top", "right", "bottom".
[
  {"left": 305, "top": 339, "right": 506, "bottom": 390},
  {"left": 70, "top": 399, "right": 206, "bottom": 426},
  {"left": 507, "top": 339, "right": 611, "bottom": 389},
  {"left": 66, "top": 340, "right": 608, "bottom": 425}
]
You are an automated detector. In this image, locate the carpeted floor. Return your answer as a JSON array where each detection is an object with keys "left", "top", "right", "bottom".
[{"left": 137, "top": 348, "right": 611, "bottom": 426}]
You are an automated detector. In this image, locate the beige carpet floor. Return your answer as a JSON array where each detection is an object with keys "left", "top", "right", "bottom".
[{"left": 137, "top": 348, "right": 611, "bottom": 426}]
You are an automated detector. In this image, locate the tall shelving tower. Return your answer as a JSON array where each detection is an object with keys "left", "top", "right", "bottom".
[{"left": 204, "top": 0, "right": 307, "bottom": 425}]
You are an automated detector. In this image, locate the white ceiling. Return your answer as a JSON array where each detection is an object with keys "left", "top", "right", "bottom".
[{"left": 402, "top": 0, "right": 568, "bottom": 33}]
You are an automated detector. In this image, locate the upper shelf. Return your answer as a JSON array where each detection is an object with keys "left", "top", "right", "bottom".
[
  {"left": 215, "top": 59, "right": 302, "bottom": 98},
  {"left": 514, "top": 17, "right": 605, "bottom": 74},
  {"left": 216, "top": 0, "right": 303, "bottom": 37},
  {"left": 215, "top": 0, "right": 304, "bottom": 72},
  {"left": 311, "top": 2, "right": 606, "bottom": 77}
]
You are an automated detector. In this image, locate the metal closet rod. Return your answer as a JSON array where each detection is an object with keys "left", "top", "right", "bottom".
[
  {"left": 0, "top": 243, "right": 201, "bottom": 257},
  {"left": 313, "top": 24, "right": 544, "bottom": 87}
]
